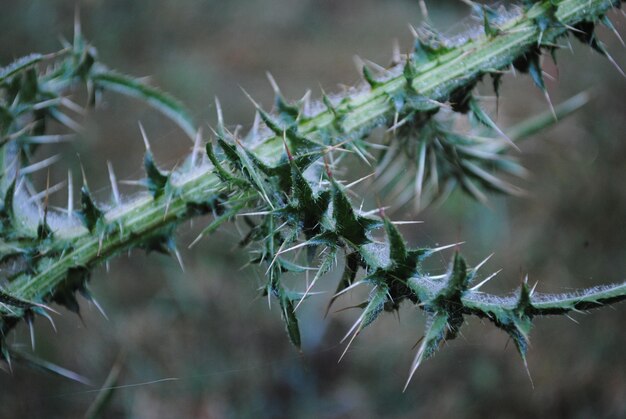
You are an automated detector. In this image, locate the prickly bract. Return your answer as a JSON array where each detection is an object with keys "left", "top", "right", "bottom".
[{"left": 0, "top": 0, "right": 625, "bottom": 386}]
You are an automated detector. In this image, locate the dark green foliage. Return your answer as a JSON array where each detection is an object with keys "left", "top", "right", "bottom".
[
  {"left": 79, "top": 185, "right": 103, "bottom": 233},
  {"left": 143, "top": 151, "right": 169, "bottom": 198},
  {"left": 1, "top": 0, "right": 625, "bottom": 389}
]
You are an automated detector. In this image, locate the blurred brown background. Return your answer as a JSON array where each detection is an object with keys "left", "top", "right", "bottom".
[{"left": 1, "top": 1, "right": 625, "bottom": 418}]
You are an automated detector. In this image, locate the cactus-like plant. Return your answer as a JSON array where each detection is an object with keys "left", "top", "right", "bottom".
[{"left": 1, "top": 0, "right": 625, "bottom": 389}]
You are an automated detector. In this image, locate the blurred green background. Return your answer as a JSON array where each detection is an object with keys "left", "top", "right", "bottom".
[{"left": 1, "top": 1, "right": 626, "bottom": 418}]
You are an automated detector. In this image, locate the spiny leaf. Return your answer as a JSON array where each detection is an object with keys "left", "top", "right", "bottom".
[
  {"left": 279, "top": 288, "right": 301, "bottom": 350},
  {"left": 50, "top": 266, "right": 91, "bottom": 314},
  {"left": 93, "top": 71, "right": 195, "bottom": 139},
  {"left": 384, "top": 217, "right": 407, "bottom": 265},
  {"left": 1, "top": 180, "right": 16, "bottom": 223},
  {"left": 467, "top": 97, "right": 515, "bottom": 148},
  {"left": 341, "top": 284, "right": 389, "bottom": 361},
  {"left": 79, "top": 186, "right": 103, "bottom": 232},
  {"left": 275, "top": 95, "right": 300, "bottom": 127},
  {"left": 0, "top": 54, "right": 43, "bottom": 83},
  {"left": 437, "top": 252, "right": 469, "bottom": 301},
  {"left": 482, "top": 6, "right": 501, "bottom": 37},
  {"left": 144, "top": 151, "right": 169, "bottom": 198},
  {"left": 189, "top": 200, "right": 247, "bottom": 248},
  {"left": 412, "top": 30, "right": 451, "bottom": 68},
  {"left": 0, "top": 291, "right": 37, "bottom": 310},
  {"left": 205, "top": 141, "right": 247, "bottom": 186},
  {"left": 362, "top": 65, "right": 382, "bottom": 89},
  {"left": 360, "top": 285, "right": 388, "bottom": 330},
  {"left": 404, "top": 311, "right": 449, "bottom": 391},
  {"left": 331, "top": 181, "right": 377, "bottom": 247}
]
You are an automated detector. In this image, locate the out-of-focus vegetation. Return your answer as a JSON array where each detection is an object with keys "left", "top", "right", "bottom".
[{"left": 1, "top": 1, "right": 625, "bottom": 418}]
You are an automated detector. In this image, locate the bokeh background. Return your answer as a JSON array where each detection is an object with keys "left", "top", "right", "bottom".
[{"left": 1, "top": 1, "right": 625, "bottom": 418}]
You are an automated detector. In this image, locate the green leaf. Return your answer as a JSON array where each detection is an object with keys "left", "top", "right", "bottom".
[
  {"left": 279, "top": 288, "right": 301, "bottom": 350},
  {"left": 144, "top": 151, "right": 169, "bottom": 198},
  {"left": 93, "top": 70, "right": 196, "bottom": 139},
  {"left": 275, "top": 95, "right": 300, "bottom": 127},
  {"left": 384, "top": 217, "right": 407, "bottom": 266},
  {"left": 0, "top": 290, "right": 36, "bottom": 310},
  {"left": 79, "top": 186, "right": 103, "bottom": 232},
  {"left": 362, "top": 65, "right": 381, "bottom": 89},
  {"left": 0, "top": 54, "right": 42, "bottom": 83},
  {"left": 205, "top": 141, "right": 247, "bottom": 186},
  {"left": 341, "top": 284, "right": 389, "bottom": 359},
  {"left": 468, "top": 97, "right": 514, "bottom": 148},
  {"left": 404, "top": 311, "right": 449, "bottom": 391},
  {"left": 331, "top": 181, "right": 377, "bottom": 247},
  {"left": 482, "top": 6, "right": 501, "bottom": 37},
  {"left": 1, "top": 180, "right": 16, "bottom": 223},
  {"left": 189, "top": 200, "right": 248, "bottom": 247}
]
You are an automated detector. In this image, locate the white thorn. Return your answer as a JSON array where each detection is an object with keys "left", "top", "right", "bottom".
[
  {"left": 266, "top": 72, "right": 280, "bottom": 94},
  {"left": 174, "top": 247, "right": 185, "bottom": 272},
  {"left": 240, "top": 88, "right": 262, "bottom": 111},
  {"left": 188, "top": 232, "right": 204, "bottom": 249},
  {"left": 469, "top": 269, "right": 502, "bottom": 291},
  {"left": 138, "top": 122, "right": 151, "bottom": 152},
  {"left": 418, "top": 0, "right": 429, "bottom": 21},
  {"left": 98, "top": 233, "right": 104, "bottom": 257},
  {"left": 249, "top": 111, "right": 261, "bottom": 139},
  {"left": 544, "top": 90, "right": 557, "bottom": 121},
  {"left": 345, "top": 172, "right": 376, "bottom": 189},
  {"left": 215, "top": 96, "right": 224, "bottom": 127},
  {"left": 60, "top": 97, "right": 86, "bottom": 115},
  {"left": 28, "top": 318, "right": 36, "bottom": 350},
  {"left": 352, "top": 55, "right": 365, "bottom": 73},
  {"left": 607, "top": 19, "right": 625, "bottom": 47},
  {"left": 360, "top": 206, "right": 391, "bottom": 217},
  {"left": 27, "top": 181, "right": 66, "bottom": 204},
  {"left": 73, "top": 5, "right": 81, "bottom": 44},
  {"left": 190, "top": 128, "right": 203, "bottom": 167},
  {"left": 118, "top": 180, "right": 144, "bottom": 186},
  {"left": 338, "top": 323, "right": 361, "bottom": 363},
  {"left": 107, "top": 161, "right": 121, "bottom": 206},
  {"left": 523, "top": 357, "right": 534, "bottom": 389},
  {"left": 564, "top": 24, "right": 585, "bottom": 34},
  {"left": 391, "top": 39, "right": 401, "bottom": 66},
  {"left": 90, "top": 296, "right": 109, "bottom": 320},
  {"left": 300, "top": 90, "right": 312, "bottom": 116},
  {"left": 275, "top": 240, "right": 310, "bottom": 256},
  {"left": 403, "top": 338, "right": 427, "bottom": 392},
  {"left": 38, "top": 309, "right": 57, "bottom": 332},
  {"left": 472, "top": 253, "right": 494, "bottom": 273},
  {"left": 331, "top": 280, "right": 366, "bottom": 300},
  {"left": 605, "top": 50, "right": 626, "bottom": 79},
  {"left": 391, "top": 220, "right": 424, "bottom": 225},
  {"left": 235, "top": 210, "right": 272, "bottom": 217},
  {"left": 23, "top": 134, "right": 75, "bottom": 144},
  {"left": 429, "top": 242, "right": 465, "bottom": 254},
  {"left": 20, "top": 154, "right": 61, "bottom": 175}
]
